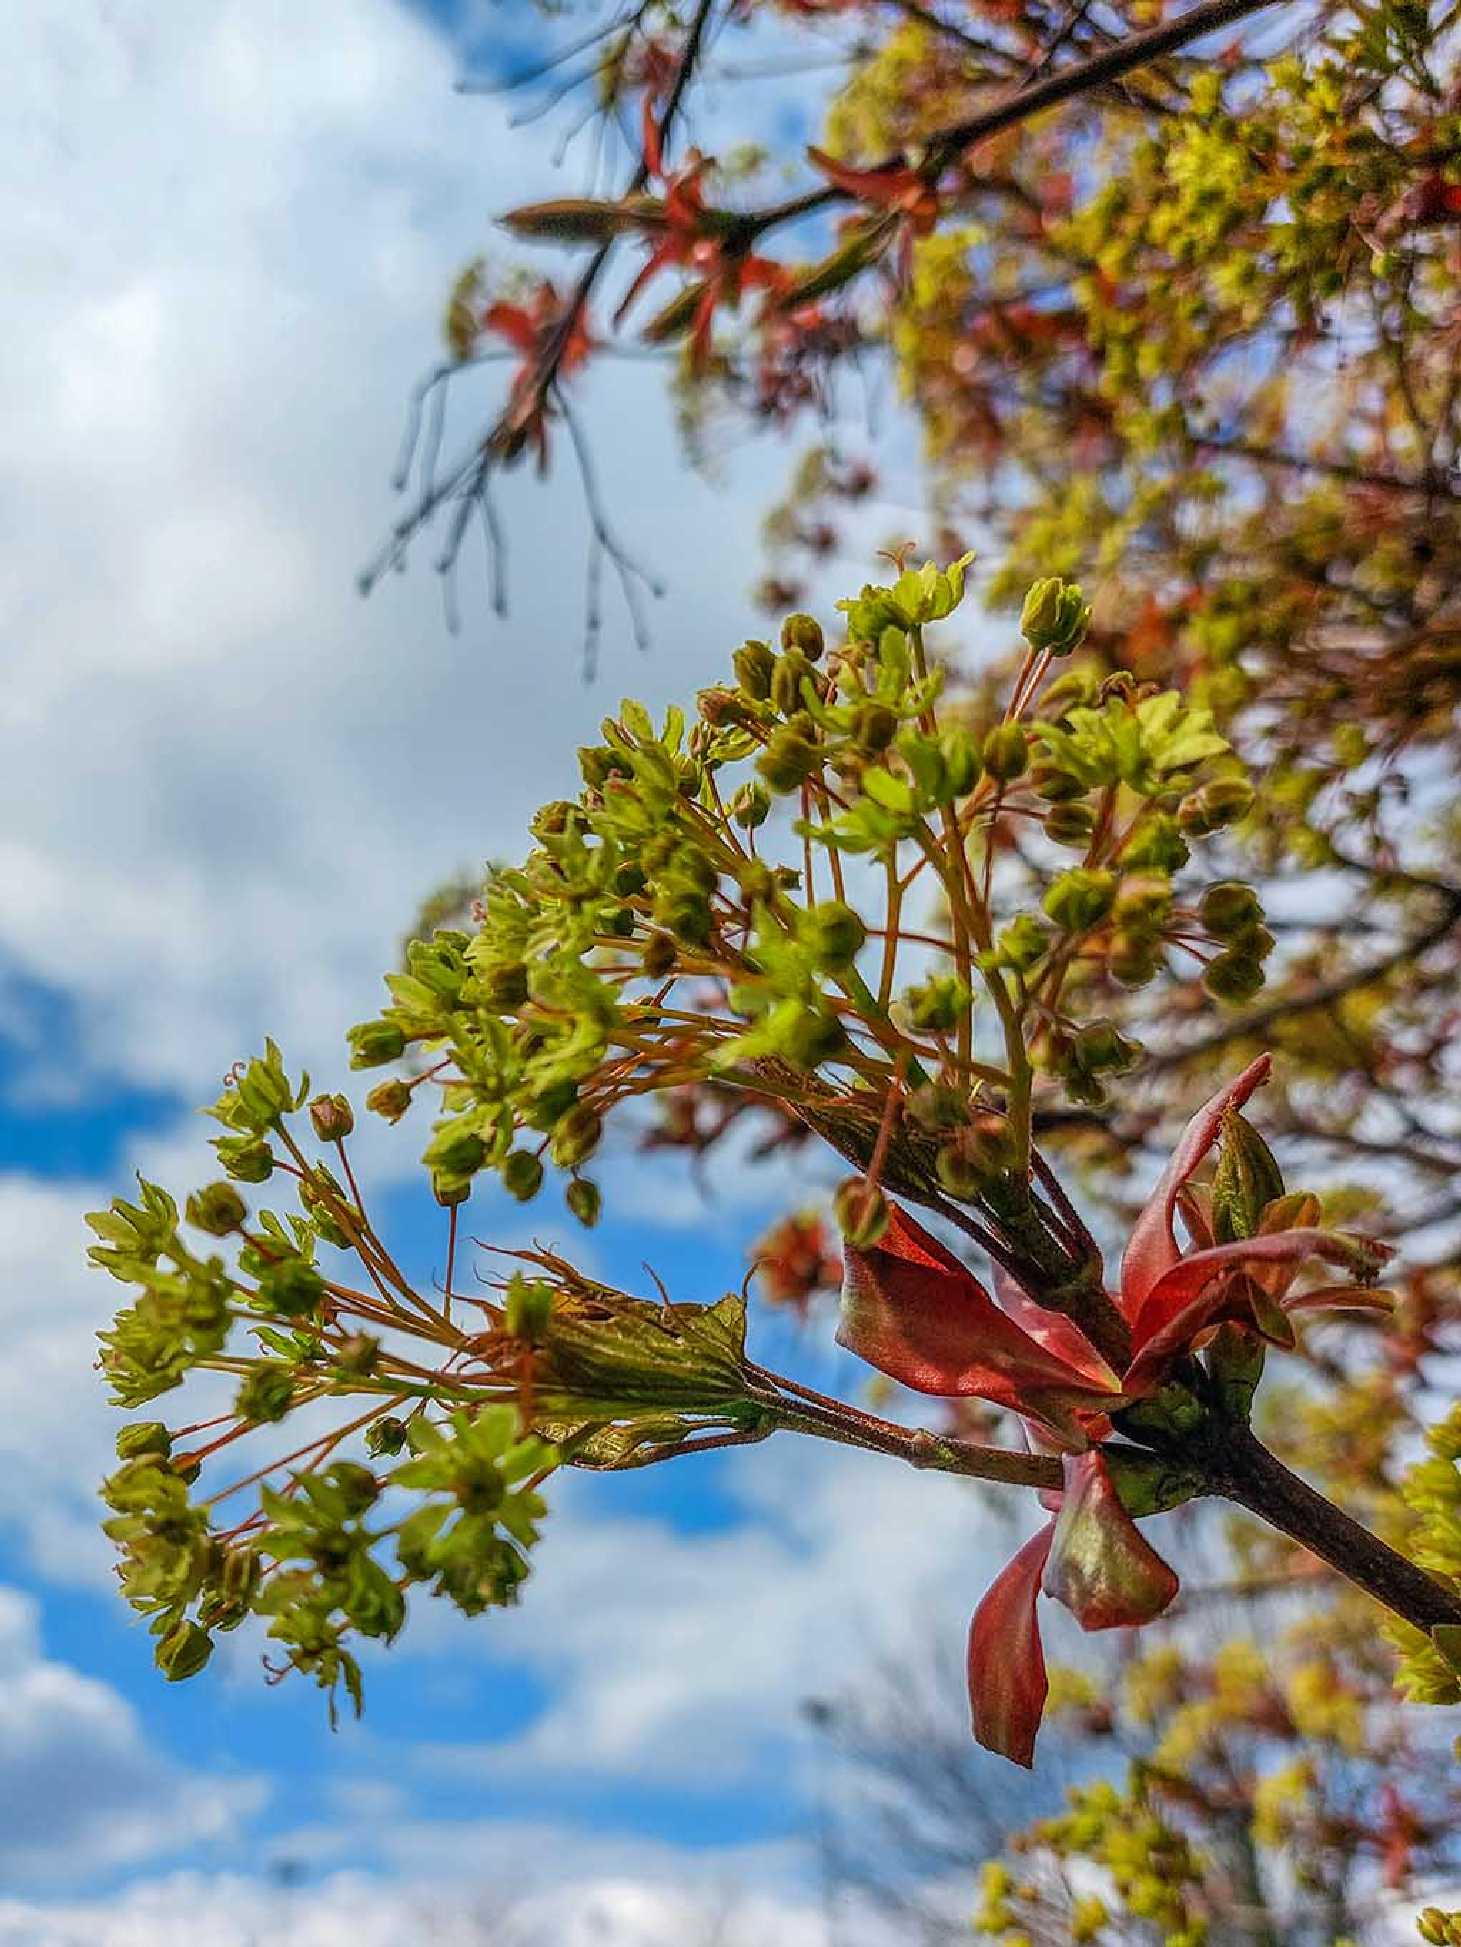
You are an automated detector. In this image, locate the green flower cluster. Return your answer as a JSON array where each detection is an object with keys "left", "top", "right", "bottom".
[{"left": 1387, "top": 1402, "right": 1461, "bottom": 1707}]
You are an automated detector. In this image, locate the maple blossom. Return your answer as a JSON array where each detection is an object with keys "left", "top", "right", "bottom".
[
  {"left": 838, "top": 1054, "right": 1394, "bottom": 1764},
  {"left": 481, "top": 279, "right": 593, "bottom": 471}
]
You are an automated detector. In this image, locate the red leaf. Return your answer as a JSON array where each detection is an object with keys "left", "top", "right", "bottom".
[
  {"left": 1041, "top": 1452, "right": 1179, "bottom": 1631},
  {"left": 967, "top": 1521, "right": 1054, "bottom": 1767},
  {"left": 1124, "top": 1228, "right": 1394, "bottom": 1394},
  {"left": 837, "top": 1207, "right": 1117, "bottom": 1431},
  {"left": 1119, "top": 1055, "right": 1272, "bottom": 1321}
]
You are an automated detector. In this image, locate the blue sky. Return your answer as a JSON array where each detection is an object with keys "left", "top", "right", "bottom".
[{"left": 0, "top": 4, "right": 1039, "bottom": 1941}]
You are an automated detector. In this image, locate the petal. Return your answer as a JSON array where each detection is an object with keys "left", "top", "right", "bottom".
[
  {"left": 838, "top": 1206, "right": 1118, "bottom": 1425},
  {"left": 1124, "top": 1229, "right": 1395, "bottom": 1394},
  {"left": 967, "top": 1522, "right": 1054, "bottom": 1768},
  {"left": 1041, "top": 1453, "right": 1179, "bottom": 1631},
  {"left": 1119, "top": 1054, "right": 1272, "bottom": 1321}
]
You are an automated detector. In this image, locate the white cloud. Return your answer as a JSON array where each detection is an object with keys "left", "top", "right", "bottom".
[
  {"left": 3, "top": 0, "right": 787, "bottom": 1111},
  {"left": 0, "top": 1585, "right": 262, "bottom": 1887}
]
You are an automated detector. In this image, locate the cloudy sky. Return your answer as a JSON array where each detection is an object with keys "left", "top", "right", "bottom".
[{"left": 2, "top": 3, "right": 1050, "bottom": 1940}]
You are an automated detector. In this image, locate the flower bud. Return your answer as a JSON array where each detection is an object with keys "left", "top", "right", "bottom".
[
  {"left": 186, "top": 1182, "right": 246, "bottom": 1237},
  {"left": 1045, "top": 802, "right": 1095, "bottom": 847},
  {"left": 757, "top": 728, "right": 821, "bottom": 794},
  {"left": 366, "top": 1079, "right": 413, "bottom": 1123},
  {"left": 937, "top": 726, "right": 979, "bottom": 797},
  {"left": 906, "top": 1082, "right": 966, "bottom": 1132},
  {"left": 215, "top": 1135, "right": 275, "bottom": 1183},
  {"left": 116, "top": 1421, "right": 172, "bottom": 1461},
  {"left": 641, "top": 930, "right": 678, "bottom": 978},
  {"left": 1198, "top": 880, "right": 1262, "bottom": 938},
  {"left": 505, "top": 1273, "right": 556, "bottom": 1341},
  {"left": 221, "top": 1544, "right": 262, "bottom": 1607},
  {"left": 771, "top": 649, "right": 816, "bottom": 718},
  {"left": 728, "top": 780, "right": 771, "bottom": 830},
  {"left": 1044, "top": 868, "right": 1117, "bottom": 932},
  {"left": 1178, "top": 775, "right": 1255, "bottom": 835},
  {"left": 309, "top": 1093, "right": 355, "bottom": 1143},
  {"left": 1031, "top": 762, "right": 1086, "bottom": 803},
  {"left": 802, "top": 900, "right": 866, "bottom": 970},
  {"left": 733, "top": 638, "right": 776, "bottom": 700},
  {"left": 780, "top": 613, "right": 825, "bottom": 661},
  {"left": 834, "top": 1176, "right": 889, "bottom": 1249},
  {"left": 851, "top": 702, "right": 899, "bottom": 753},
  {"left": 432, "top": 1171, "right": 471, "bottom": 1208},
  {"left": 566, "top": 1177, "right": 602, "bottom": 1228},
  {"left": 366, "top": 1415, "right": 408, "bottom": 1457},
  {"left": 981, "top": 723, "right": 1030, "bottom": 783},
  {"left": 502, "top": 1149, "right": 545, "bottom": 1202},
  {"left": 1108, "top": 929, "right": 1161, "bottom": 988},
  {"left": 901, "top": 974, "right": 972, "bottom": 1035},
  {"left": 781, "top": 1007, "right": 847, "bottom": 1069},
  {"left": 424, "top": 1124, "right": 487, "bottom": 1177},
  {"left": 996, "top": 914, "right": 1050, "bottom": 972},
  {"left": 1202, "top": 951, "right": 1265, "bottom": 1004},
  {"left": 935, "top": 1143, "right": 984, "bottom": 1200},
  {"left": 235, "top": 1364, "right": 295, "bottom": 1425},
  {"left": 478, "top": 961, "right": 529, "bottom": 1012},
  {"left": 335, "top": 1332, "right": 380, "bottom": 1376},
  {"left": 156, "top": 1619, "right": 213, "bottom": 1682},
  {"left": 697, "top": 685, "right": 751, "bottom": 728},
  {"left": 347, "top": 1020, "right": 405, "bottom": 1069},
  {"left": 550, "top": 1104, "right": 603, "bottom": 1169},
  {"left": 1020, "top": 577, "right": 1091, "bottom": 656},
  {"left": 259, "top": 1258, "right": 325, "bottom": 1319}
]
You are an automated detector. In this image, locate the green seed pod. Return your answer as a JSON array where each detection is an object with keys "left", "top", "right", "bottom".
[
  {"left": 501, "top": 1149, "right": 545, "bottom": 1202},
  {"left": 981, "top": 722, "right": 1030, "bottom": 783},
  {"left": 733, "top": 638, "right": 776, "bottom": 700},
  {"left": 347, "top": 1020, "right": 406, "bottom": 1069},
  {"left": 1199, "top": 880, "right": 1262, "bottom": 938},
  {"left": 215, "top": 1135, "right": 275, "bottom": 1182},
  {"left": 550, "top": 1104, "right": 603, "bottom": 1169},
  {"left": 566, "top": 1177, "right": 602, "bottom": 1228},
  {"left": 780, "top": 612, "right": 825, "bottom": 662},
  {"left": 834, "top": 1176, "right": 889, "bottom": 1249},
  {"left": 116, "top": 1421, "right": 172, "bottom": 1461},
  {"left": 1044, "top": 868, "right": 1118, "bottom": 932},
  {"left": 432, "top": 1171, "right": 471, "bottom": 1208},
  {"left": 309, "top": 1093, "right": 355, "bottom": 1143},
  {"left": 1045, "top": 802, "right": 1096, "bottom": 847},
  {"left": 185, "top": 1182, "right": 246, "bottom": 1237},
  {"left": 1203, "top": 950, "right": 1265, "bottom": 1004},
  {"left": 156, "top": 1619, "right": 214, "bottom": 1683}
]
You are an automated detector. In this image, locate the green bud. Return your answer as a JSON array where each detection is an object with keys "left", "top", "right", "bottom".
[
  {"left": 780, "top": 613, "right": 825, "bottom": 661},
  {"left": 424, "top": 1124, "right": 487, "bottom": 1177},
  {"left": 505, "top": 1273, "right": 556, "bottom": 1341},
  {"left": 1030, "top": 762, "right": 1086, "bottom": 803},
  {"left": 995, "top": 914, "right": 1050, "bottom": 972},
  {"left": 1073, "top": 1019, "right": 1140, "bottom": 1074},
  {"left": 1044, "top": 868, "right": 1117, "bottom": 932},
  {"left": 728, "top": 780, "right": 771, "bottom": 830},
  {"left": 771, "top": 650, "right": 816, "bottom": 718},
  {"left": 937, "top": 726, "right": 979, "bottom": 798},
  {"left": 964, "top": 1113, "right": 1020, "bottom": 1178},
  {"left": 185, "top": 1182, "right": 246, "bottom": 1237},
  {"left": 781, "top": 1007, "right": 847, "bottom": 1068},
  {"left": 834, "top": 1176, "right": 889, "bottom": 1249},
  {"left": 1203, "top": 951, "right": 1265, "bottom": 1004},
  {"left": 259, "top": 1258, "right": 326, "bottom": 1319},
  {"left": 308, "top": 1093, "right": 355, "bottom": 1143},
  {"left": 1199, "top": 881, "right": 1262, "bottom": 938},
  {"left": 1045, "top": 802, "right": 1095, "bottom": 847},
  {"left": 432, "top": 1172, "right": 471, "bottom": 1208},
  {"left": 1179, "top": 775, "right": 1255, "bottom": 835},
  {"left": 906, "top": 1082, "right": 967, "bottom": 1132},
  {"left": 935, "top": 1143, "right": 984, "bottom": 1200},
  {"left": 365, "top": 1415, "right": 408, "bottom": 1458},
  {"left": 653, "top": 888, "right": 712, "bottom": 946},
  {"left": 365, "top": 1079, "right": 413, "bottom": 1123},
  {"left": 1212, "top": 1110, "right": 1284, "bottom": 1242},
  {"left": 641, "top": 930, "right": 678, "bottom": 978},
  {"left": 566, "top": 1177, "right": 602, "bottom": 1228},
  {"left": 501, "top": 1149, "right": 545, "bottom": 1202},
  {"left": 214, "top": 1135, "right": 275, "bottom": 1183},
  {"left": 478, "top": 962, "right": 529, "bottom": 1012},
  {"left": 1108, "top": 928, "right": 1161, "bottom": 988},
  {"left": 981, "top": 723, "right": 1030, "bottom": 783},
  {"left": 851, "top": 702, "right": 899, "bottom": 753},
  {"left": 697, "top": 685, "right": 751, "bottom": 729},
  {"left": 901, "top": 973, "right": 972, "bottom": 1035},
  {"left": 235, "top": 1364, "right": 295, "bottom": 1425},
  {"left": 1122, "top": 814, "right": 1189, "bottom": 873},
  {"left": 757, "top": 728, "right": 821, "bottom": 794},
  {"left": 1206, "top": 1321, "right": 1267, "bottom": 1423},
  {"left": 221, "top": 1544, "right": 262, "bottom": 1607},
  {"left": 335, "top": 1332, "right": 381, "bottom": 1376},
  {"left": 733, "top": 638, "right": 776, "bottom": 700},
  {"left": 116, "top": 1421, "right": 172, "bottom": 1461},
  {"left": 327, "top": 1461, "right": 381, "bottom": 1517},
  {"left": 1019, "top": 578, "right": 1091, "bottom": 656},
  {"left": 156, "top": 1619, "right": 213, "bottom": 1682},
  {"left": 347, "top": 1020, "right": 406, "bottom": 1069},
  {"left": 802, "top": 900, "right": 866, "bottom": 970},
  {"left": 549, "top": 1105, "right": 603, "bottom": 1169}
]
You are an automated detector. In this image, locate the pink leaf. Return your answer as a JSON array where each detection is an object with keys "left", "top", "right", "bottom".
[
  {"left": 1119, "top": 1055, "right": 1273, "bottom": 1321},
  {"left": 967, "top": 1522, "right": 1054, "bottom": 1767},
  {"left": 1041, "top": 1453, "right": 1179, "bottom": 1631}
]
